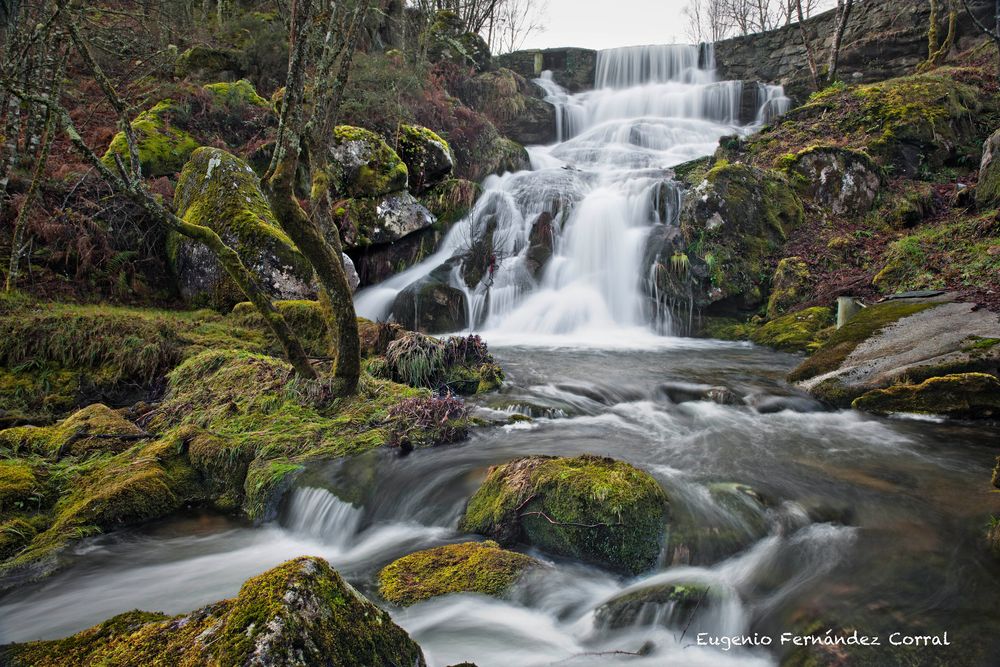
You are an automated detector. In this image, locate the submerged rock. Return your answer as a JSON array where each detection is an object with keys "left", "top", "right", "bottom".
[
  {"left": 0, "top": 557, "right": 426, "bottom": 666},
  {"left": 595, "top": 582, "right": 713, "bottom": 630},
  {"left": 378, "top": 540, "right": 541, "bottom": 606},
  {"left": 172, "top": 147, "right": 315, "bottom": 310},
  {"left": 460, "top": 455, "right": 670, "bottom": 575}
]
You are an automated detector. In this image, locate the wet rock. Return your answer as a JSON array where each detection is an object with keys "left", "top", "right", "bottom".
[
  {"left": 172, "top": 148, "right": 315, "bottom": 310},
  {"left": 342, "top": 253, "right": 360, "bottom": 293},
  {"left": 396, "top": 124, "right": 454, "bottom": 194},
  {"left": 594, "top": 583, "right": 713, "bottom": 630},
  {"left": 791, "top": 297, "right": 1000, "bottom": 414},
  {"left": 495, "top": 47, "right": 598, "bottom": 93},
  {"left": 378, "top": 541, "right": 541, "bottom": 606},
  {"left": 976, "top": 127, "right": 1000, "bottom": 209},
  {"left": 657, "top": 382, "right": 740, "bottom": 406},
  {"left": 784, "top": 146, "right": 882, "bottom": 216},
  {"left": 852, "top": 372, "right": 1000, "bottom": 419},
  {"left": 337, "top": 192, "right": 436, "bottom": 283},
  {"left": 460, "top": 455, "right": 670, "bottom": 575},
  {"left": 459, "top": 69, "right": 557, "bottom": 146},
  {"left": 665, "top": 483, "right": 770, "bottom": 566},
  {"left": 390, "top": 264, "right": 468, "bottom": 334},
  {"left": 524, "top": 212, "right": 555, "bottom": 279},
  {"left": 366, "top": 192, "right": 435, "bottom": 245},
  {"left": 0, "top": 557, "right": 426, "bottom": 666},
  {"left": 328, "top": 126, "right": 408, "bottom": 198},
  {"left": 745, "top": 393, "right": 825, "bottom": 414}
]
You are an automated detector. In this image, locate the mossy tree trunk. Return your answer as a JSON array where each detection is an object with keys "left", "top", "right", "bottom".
[{"left": 263, "top": 0, "right": 371, "bottom": 396}]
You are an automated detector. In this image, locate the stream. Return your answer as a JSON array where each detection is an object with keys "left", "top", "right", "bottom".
[{"left": 2, "top": 342, "right": 998, "bottom": 665}]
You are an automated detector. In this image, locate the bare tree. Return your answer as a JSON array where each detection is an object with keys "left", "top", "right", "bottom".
[
  {"left": 826, "top": 0, "right": 854, "bottom": 83},
  {"left": 961, "top": 0, "right": 1000, "bottom": 79},
  {"left": 795, "top": 0, "right": 821, "bottom": 91}
]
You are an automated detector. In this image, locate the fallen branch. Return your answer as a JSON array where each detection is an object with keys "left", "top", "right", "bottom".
[{"left": 518, "top": 510, "right": 624, "bottom": 530}]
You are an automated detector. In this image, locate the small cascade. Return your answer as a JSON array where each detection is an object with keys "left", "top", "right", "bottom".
[
  {"left": 282, "top": 487, "right": 362, "bottom": 547},
  {"left": 354, "top": 43, "right": 790, "bottom": 343}
]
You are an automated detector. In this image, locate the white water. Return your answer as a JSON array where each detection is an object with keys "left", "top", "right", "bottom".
[{"left": 355, "top": 44, "right": 790, "bottom": 344}]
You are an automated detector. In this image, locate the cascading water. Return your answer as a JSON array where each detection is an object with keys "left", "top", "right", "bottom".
[{"left": 355, "top": 43, "right": 790, "bottom": 342}]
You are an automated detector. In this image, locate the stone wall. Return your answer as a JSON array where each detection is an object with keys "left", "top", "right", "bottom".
[{"left": 498, "top": 0, "right": 993, "bottom": 102}]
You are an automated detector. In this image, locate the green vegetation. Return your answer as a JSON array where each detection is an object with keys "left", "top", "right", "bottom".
[
  {"left": 378, "top": 540, "right": 540, "bottom": 606},
  {"left": 0, "top": 557, "right": 426, "bottom": 666},
  {"left": 460, "top": 455, "right": 670, "bottom": 575},
  {"left": 750, "top": 306, "right": 834, "bottom": 353},
  {"left": 101, "top": 100, "right": 200, "bottom": 178},
  {"left": 203, "top": 79, "right": 270, "bottom": 109},
  {"left": 851, "top": 372, "right": 1000, "bottom": 418}
]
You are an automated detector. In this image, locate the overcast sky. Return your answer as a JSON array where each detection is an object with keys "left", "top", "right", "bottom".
[{"left": 519, "top": 0, "right": 694, "bottom": 51}]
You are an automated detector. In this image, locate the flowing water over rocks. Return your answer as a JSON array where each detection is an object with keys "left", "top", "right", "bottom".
[
  {"left": 356, "top": 44, "right": 789, "bottom": 341},
  {"left": 2, "top": 344, "right": 998, "bottom": 665}
]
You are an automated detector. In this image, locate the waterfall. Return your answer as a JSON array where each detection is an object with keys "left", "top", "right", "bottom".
[
  {"left": 282, "top": 487, "right": 362, "bottom": 547},
  {"left": 355, "top": 43, "right": 788, "bottom": 344}
]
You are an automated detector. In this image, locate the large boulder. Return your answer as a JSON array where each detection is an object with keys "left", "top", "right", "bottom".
[
  {"left": 174, "top": 45, "right": 241, "bottom": 80},
  {"left": 680, "top": 162, "right": 804, "bottom": 311},
  {"left": 390, "top": 264, "right": 468, "bottom": 334},
  {"left": 378, "top": 541, "right": 540, "bottom": 606},
  {"left": 172, "top": 147, "right": 315, "bottom": 310},
  {"left": 977, "top": 128, "right": 1000, "bottom": 209},
  {"left": 395, "top": 125, "right": 454, "bottom": 194},
  {"left": 790, "top": 296, "right": 1000, "bottom": 415},
  {"left": 1, "top": 557, "right": 427, "bottom": 666},
  {"left": 424, "top": 10, "right": 491, "bottom": 72},
  {"left": 328, "top": 126, "right": 409, "bottom": 198},
  {"left": 783, "top": 146, "right": 882, "bottom": 216},
  {"left": 102, "top": 100, "right": 199, "bottom": 178},
  {"left": 750, "top": 306, "right": 834, "bottom": 354},
  {"left": 460, "top": 455, "right": 670, "bottom": 575}
]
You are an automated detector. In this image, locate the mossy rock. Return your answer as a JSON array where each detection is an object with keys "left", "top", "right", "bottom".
[
  {"left": 390, "top": 266, "right": 468, "bottom": 334},
  {"left": 395, "top": 124, "right": 454, "bottom": 194},
  {"left": 329, "top": 126, "right": 409, "bottom": 198},
  {"left": 0, "top": 461, "right": 37, "bottom": 513},
  {"left": 789, "top": 300, "right": 940, "bottom": 384},
  {"left": 681, "top": 161, "right": 804, "bottom": 309},
  {"left": 0, "top": 404, "right": 143, "bottom": 459},
  {"left": 766, "top": 257, "right": 811, "bottom": 319},
  {"left": 378, "top": 540, "right": 540, "bottom": 606},
  {"left": 782, "top": 146, "right": 882, "bottom": 216},
  {"left": 0, "top": 518, "right": 37, "bottom": 561},
  {"left": 851, "top": 372, "right": 1000, "bottom": 419},
  {"left": 203, "top": 79, "right": 270, "bottom": 109},
  {"left": 0, "top": 557, "right": 426, "bottom": 666},
  {"left": 594, "top": 582, "right": 713, "bottom": 630},
  {"left": 174, "top": 45, "right": 240, "bottom": 79},
  {"left": 424, "top": 10, "right": 491, "bottom": 72},
  {"left": 751, "top": 307, "right": 834, "bottom": 354},
  {"left": 101, "top": 100, "right": 200, "bottom": 178},
  {"left": 460, "top": 455, "right": 669, "bottom": 575},
  {"left": 699, "top": 316, "right": 755, "bottom": 341},
  {"left": 420, "top": 178, "right": 481, "bottom": 226},
  {"left": 172, "top": 147, "right": 315, "bottom": 310}
]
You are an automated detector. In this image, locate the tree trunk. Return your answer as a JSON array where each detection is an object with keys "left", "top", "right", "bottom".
[
  {"left": 826, "top": 0, "right": 854, "bottom": 84},
  {"left": 795, "top": 0, "right": 820, "bottom": 91}
]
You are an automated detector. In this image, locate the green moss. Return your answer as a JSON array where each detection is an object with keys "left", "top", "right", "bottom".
[
  {"left": 789, "top": 301, "right": 940, "bottom": 382},
  {"left": 964, "top": 336, "right": 1000, "bottom": 352},
  {"left": 174, "top": 45, "right": 239, "bottom": 78},
  {"left": 595, "top": 582, "right": 712, "bottom": 629},
  {"left": 0, "top": 404, "right": 144, "bottom": 459},
  {"left": 751, "top": 307, "right": 834, "bottom": 354},
  {"left": 460, "top": 455, "right": 669, "bottom": 575},
  {"left": 420, "top": 179, "right": 481, "bottom": 227},
  {"left": 101, "top": 100, "right": 200, "bottom": 178},
  {"left": 700, "top": 316, "right": 755, "bottom": 341},
  {"left": 329, "top": 126, "right": 409, "bottom": 198},
  {"left": 1, "top": 557, "right": 425, "bottom": 666},
  {"left": 230, "top": 300, "right": 332, "bottom": 358},
  {"left": 672, "top": 156, "right": 713, "bottom": 186},
  {"left": 0, "top": 460, "right": 37, "bottom": 512},
  {"left": 851, "top": 372, "right": 1000, "bottom": 418},
  {"left": 173, "top": 147, "right": 314, "bottom": 310},
  {"left": 766, "top": 257, "right": 811, "bottom": 319},
  {"left": 0, "top": 518, "right": 37, "bottom": 560},
  {"left": 203, "top": 79, "right": 270, "bottom": 109},
  {"left": 378, "top": 540, "right": 540, "bottom": 606}
]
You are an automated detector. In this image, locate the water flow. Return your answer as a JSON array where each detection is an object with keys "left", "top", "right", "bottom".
[{"left": 355, "top": 44, "right": 788, "bottom": 344}]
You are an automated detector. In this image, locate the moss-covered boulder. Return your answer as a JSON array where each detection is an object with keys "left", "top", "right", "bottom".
[
  {"left": 172, "top": 147, "right": 315, "bottom": 309},
  {"left": 339, "top": 191, "right": 435, "bottom": 248},
  {"left": 458, "top": 68, "right": 557, "bottom": 146},
  {"left": 424, "top": 10, "right": 491, "bottom": 72},
  {"left": 460, "top": 455, "right": 670, "bottom": 575},
  {"left": 174, "top": 45, "right": 241, "bottom": 80},
  {"left": 751, "top": 306, "right": 834, "bottom": 354},
  {"left": 396, "top": 125, "right": 454, "bottom": 194},
  {"left": 766, "top": 257, "right": 811, "bottom": 319},
  {"left": 101, "top": 100, "right": 200, "bottom": 178},
  {"left": 680, "top": 161, "right": 804, "bottom": 310},
  {"left": 0, "top": 460, "right": 37, "bottom": 513},
  {"left": 0, "top": 557, "right": 427, "bottom": 666},
  {"left": 202, "top": 79, "right": 270, "bottom": 109},
  {"left": 457, "top": 124, "right": 531, "bottom": 182},
  {"left": 420, "top": 179, "right": 481, "bottom": 226},
  {"left": 851, "top": 372, "right": 1000, "bottom": 418},
  {"left": 976, "top": 127, "right": 1000, "bottom": 209},
  {"left": 782, "top": 146, "right": 882, "bottom": 216},
  {"left": 0, "top": 404, "right": 143, "bottom": 459},
  {"left": 378, "top": 540, "right": 540, "bottom": 606},
  {"left": 329, "top": 126, "right": 409, "bottom": 199},
  {"left": 594, "top": 583, "right": 713, "bottom": 630}
]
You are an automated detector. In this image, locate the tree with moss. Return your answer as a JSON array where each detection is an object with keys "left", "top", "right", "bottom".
[{"left": 263, "top": 0, "right": 375, "bottom": 396}]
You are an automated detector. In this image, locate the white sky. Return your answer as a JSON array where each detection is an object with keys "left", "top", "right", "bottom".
[{"left": 519, "top": 0, "right": 695, "bottom": 51}]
